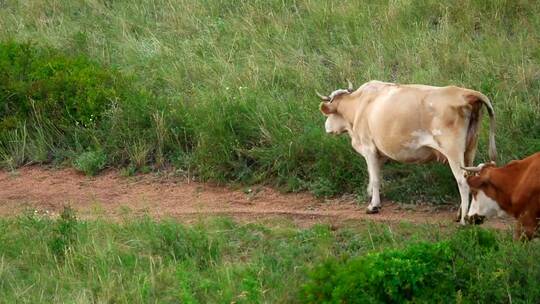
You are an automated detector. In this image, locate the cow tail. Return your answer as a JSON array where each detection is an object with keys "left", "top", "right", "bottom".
[{"left": 475, "top": 92, "right": 497, "bottom": 162}]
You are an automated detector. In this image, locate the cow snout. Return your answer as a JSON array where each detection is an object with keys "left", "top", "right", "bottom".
[{"left": 465, "top": 214, "right": 486, "bottom": 225}]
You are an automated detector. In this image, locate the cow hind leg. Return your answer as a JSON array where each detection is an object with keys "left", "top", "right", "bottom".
[
  {"left": 456, "top": 111, "right": 480, "bottom": 220},
  {"left": 464, "top": 145, "right": 478, "bottom": 167},
  {"left": 464, "top": 104, "right": 481, "bottom": 167},
  {"left": 447, "top": 158, "right": 470, "bottom": 225}
]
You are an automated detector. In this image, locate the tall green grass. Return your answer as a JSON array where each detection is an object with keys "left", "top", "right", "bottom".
[
  {"left": 0, "top": 210, "right": 539, "bottom": 303},
  {"left": 0, "top": 0, "right": 539, "bottom": 201}
]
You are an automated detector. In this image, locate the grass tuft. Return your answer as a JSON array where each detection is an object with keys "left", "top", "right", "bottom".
[{"left": 73, "top": 150, "right": 107, "bottom": 176}]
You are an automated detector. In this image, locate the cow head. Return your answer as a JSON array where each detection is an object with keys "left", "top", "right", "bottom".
[
  {"left": 317, "top": 80, "right": 354, "bottom": 135},
  {"left": 462, "top": 162, "right": 505, "bottom": 224}
]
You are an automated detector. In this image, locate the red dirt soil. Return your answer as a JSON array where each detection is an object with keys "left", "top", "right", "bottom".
[{"left": 0, "top": 167, "right": 513, "bottom": 229}]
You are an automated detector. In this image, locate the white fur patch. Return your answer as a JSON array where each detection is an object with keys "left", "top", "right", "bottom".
[
  {"left": 468, "top": 190, "right": 506, "bottom": 218},
  {"left": 432, "top": 129, "right": 442, "bottom": 136},
  {"left": 403, "top": 130, "right": 438, "bottom": 149},
  {"left": 325, "top": 114, "right": 348, "bottom": 134}
]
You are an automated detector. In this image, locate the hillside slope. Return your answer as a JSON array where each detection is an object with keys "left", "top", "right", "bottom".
[{"left": 0, "top": 0, "right": 539, "bottom": 201}]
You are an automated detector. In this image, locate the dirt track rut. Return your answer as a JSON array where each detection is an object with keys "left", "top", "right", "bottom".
[{"left": 0, "top": 167, "right": 513, "bottom": 229}]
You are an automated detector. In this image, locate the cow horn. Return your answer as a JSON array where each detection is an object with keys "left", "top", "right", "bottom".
[
  {"left": 316, "top": 91, "right": 331, "bottom": 102},
  {"left": 347, "top": 79, "right": 354, "bottom": 92},
  {"left": 460, "top": 166, "right": 482, "bottom": 173}
]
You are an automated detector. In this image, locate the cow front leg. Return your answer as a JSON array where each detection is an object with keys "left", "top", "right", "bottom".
[
  {"left": 365, "top": 152, "right": 382, "bottom": 214},
  {"left": 515, "top": 214, "right": 538, "bottom": 241},
  {"left": 514, "top": 221, "right": 524, "bottom": 240},
  {"left": 522, "top": 225, "right": 536, "bottom": 241},
  {"left": 366, "top": 180, "right": 373, "bottom": 197}
]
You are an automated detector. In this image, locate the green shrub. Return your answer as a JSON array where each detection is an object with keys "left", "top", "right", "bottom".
[
  {"left": 301, "top": 242, "right": 454, "bottom": 303},
  {"left": 73, "top": 150, "right": 107, "bottom": 176},
  {"left": 0, "top": 41, "right": 157, "bottom": 169},
  {"left": 301, "top": 228, "right": 540, "bottom": 303},
  {"left": 0, "top": 41, "right": 123, "bottom": 130}
]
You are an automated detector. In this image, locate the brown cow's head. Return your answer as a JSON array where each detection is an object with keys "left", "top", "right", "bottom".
[
  {"left": 462, "top": 162, "right": 505, "bottom": 223},
  {"left": 317, "top": 80, "right": 354, "bottom": 135}
]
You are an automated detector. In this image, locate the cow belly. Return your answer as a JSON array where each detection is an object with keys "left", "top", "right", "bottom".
[{"left": 385, "top": 146, "right": 445, "bottom": 164}]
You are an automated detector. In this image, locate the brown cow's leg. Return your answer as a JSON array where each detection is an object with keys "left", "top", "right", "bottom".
[
  {"left": 520, "top": 214, "right": 538, "bottom": 241},
  {"left": 516, "top": 214, "right": 538, "bottom": 241},
  {"left": 514, "top": 222, "right": 523, "bottom": 240},
  {"left": 523, "top": 226, "right": 536, "bottom": 241}
]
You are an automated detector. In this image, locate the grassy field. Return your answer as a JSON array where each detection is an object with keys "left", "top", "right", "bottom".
[
  {"left": 0, "top": 0, "right": 539, "bottom": 202},
  {"left": 2, "top": 2, "right": 540, "bottom": 302},
  {"left": 0, "top": 209, "right": 539, "bottom": 303}
]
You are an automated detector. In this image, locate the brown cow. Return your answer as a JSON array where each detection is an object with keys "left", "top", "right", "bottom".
[
  {"left": 463, "top": 152, "right": 540, "bottom": 240},
  {"left": 318, "top": 80, "right": 497, "bottom": 224}
]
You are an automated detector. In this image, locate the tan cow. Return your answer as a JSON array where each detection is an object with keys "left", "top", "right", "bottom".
[{"left": 318, "top": 80, "right": 497, "bottom": 224}]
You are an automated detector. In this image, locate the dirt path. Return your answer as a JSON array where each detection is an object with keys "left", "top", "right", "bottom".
[{"left": 0, "top": 167, "right": 513, "bottom": 229}]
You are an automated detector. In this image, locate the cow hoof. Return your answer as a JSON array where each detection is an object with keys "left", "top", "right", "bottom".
[
  {"left": 455, "top": 210, "right": 462, "bottom": 222},
  {"left": 366, "top": 206, "right": 380, "bottom": 214},
  {"left": 464, "top": 214, "right": 485, "bottom": 225},
  {"left": 471, "top": 214, "right": 486, "bottom": 225}
]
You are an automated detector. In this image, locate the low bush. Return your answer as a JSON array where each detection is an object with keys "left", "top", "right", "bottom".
[
  {"left": 0, "top": 41, "right": 162, "bottom": 168},
  {"left": 0, "top": 41, "right": 124, "bottom": 130},
  {"left": 301, "top": 228, "right": 540, "bottom": 303},
  {"left": 302, "top": 242, "right": 454, "bottom": 303}
]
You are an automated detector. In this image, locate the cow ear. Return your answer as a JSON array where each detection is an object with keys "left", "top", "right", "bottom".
[{"left": 320, "top": 102, "right": 336, "bottom": 115}]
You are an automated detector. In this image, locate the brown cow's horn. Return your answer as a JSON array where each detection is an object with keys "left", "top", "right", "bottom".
[
  {"left": 347, "top": 79, "right": 354, "bottom": 92},
  {"left": 460, "top": 166, "right": 482, "bottom": 172},
  {"left": 316, "top": 91, "right": 331, "bottom": 101}
]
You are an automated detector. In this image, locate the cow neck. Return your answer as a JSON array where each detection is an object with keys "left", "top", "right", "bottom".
[
  {"left": 336, "top": 96, "right": 358, "bottom": 127},
  {"left": 483, "top": 184, "right": 514, "bottom": 215}
]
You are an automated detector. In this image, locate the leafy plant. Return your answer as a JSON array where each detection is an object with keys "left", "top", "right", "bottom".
[
  {"left": 300, "top": 228, "right": 533, "bottom": 303},
  {"left": 0, "top": 41, "right": 124, "bottom": 130},
  {"left": 301, "top": 242, "right": 454, "bottom": 303},
  {"left": 73, "top": 150, "right": 107, "bottom": 176}
]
